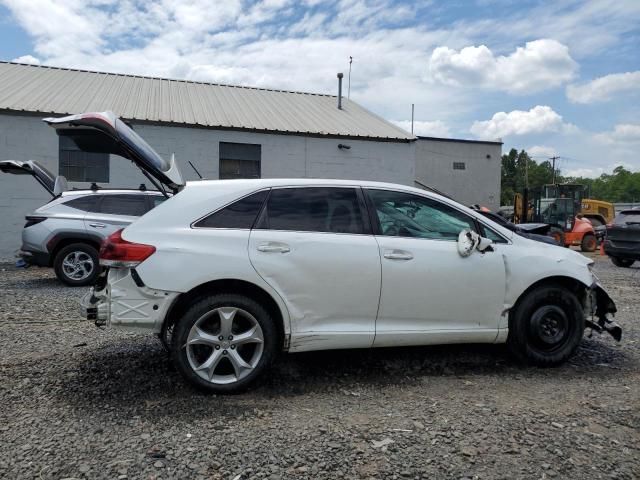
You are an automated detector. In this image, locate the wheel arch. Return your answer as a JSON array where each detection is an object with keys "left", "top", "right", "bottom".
[
  {"left": 164, "top": 278, "right": 288, "bottom": 350},
  {"left": 48, "top": 233, "right": 102, "bottom": 266},
  {"left": 510, "top": 275, "right": 589, "bottom": 322}
]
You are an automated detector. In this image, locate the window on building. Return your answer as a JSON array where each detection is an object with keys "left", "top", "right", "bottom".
[
  {"left": 453, "top": 162, "right": 466, "bottom": 170},
  {"left": 219, "top": 142, "right": 261, "bottom": 179},
  {"left": 193, "top": 190, "right": 268, "bottom": 229},
  {"left": 256, "top": 187, "right": 365, "bottom": 234},
  {"left": 59, "top": 136, "right": 109, "bottom": 182}
]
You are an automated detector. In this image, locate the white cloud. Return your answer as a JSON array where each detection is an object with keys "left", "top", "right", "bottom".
[
  {"left": 527, "top": 145, "right": 558, "bottom": 159},
  {"left": 11, "top": 54, "right": 40, "bottom": 65},
  {"left": 470, "top": 106, "right": 566, "bottom": 139},
  {"left": 391, "top": 120, "right": 450, "bottom": 138},
  {"left": 594, "top": 124, "right": 640, "bottom": 145},
  {"left": 428, "top": 39, "right": 577, "bottom": 94},
  {"left": 567, "top": 71, "right": 640, "bottom": 103}
]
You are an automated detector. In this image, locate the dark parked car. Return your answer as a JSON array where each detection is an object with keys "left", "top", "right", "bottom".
[
  {"left": 473, "top": 208, "right": 560, "bottom": 246},
  {"left": 604, "top": 209, "right": 640, "bottom": 267}
]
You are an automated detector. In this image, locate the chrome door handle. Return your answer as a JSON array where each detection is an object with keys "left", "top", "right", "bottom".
[
  {"left": 89, "top": 223, "right": 106, "bottom": 228},
  {"left": 257, "top": 243, "right": 290, "bottom": 253},
  {"left": 383, "top": 250, "right": 413, "bottom": 260}
]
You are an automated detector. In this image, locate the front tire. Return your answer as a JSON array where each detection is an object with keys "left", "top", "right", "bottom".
[
  {"left": 172, "top": 294, "right": 278, "bottom": 393},
  {"left": 53, "top": 243, "right": 99, "bottom": 286},
  {"left": 507, "top": 285, "right": 584, "bottom": 367},
  {"left": 580, "top": 233, "right": 597, "bottom": 252},
  {"left": 610, "top": 256, "right": 635, "bottom": 268}
]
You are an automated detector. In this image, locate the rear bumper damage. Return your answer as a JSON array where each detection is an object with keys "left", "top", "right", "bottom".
[
  {"left": 80, "top": 268, "right": 178, "bottom": 333},
  {"left": 585, "top": 282, "right": 622, "bottom": 342}
]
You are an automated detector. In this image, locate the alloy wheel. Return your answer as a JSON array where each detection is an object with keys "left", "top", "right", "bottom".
[
  {"left": 61, "top": 251, "right": 94, "bottom": 281},
  {"left": 185, "top": 307, "right": 264, "bottom": 385}
]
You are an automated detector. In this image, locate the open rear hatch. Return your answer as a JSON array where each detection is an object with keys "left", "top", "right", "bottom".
[
  {"left": 43, "top": 111, "right": 184, "bottom": 194},
  {"left": 0, "top": 160, "right": 67, "bottom": 196}
]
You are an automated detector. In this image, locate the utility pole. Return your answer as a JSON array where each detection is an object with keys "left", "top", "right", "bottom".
[
  {"left": 550, "top": 156, "right": 559, "bottom": 184},
  {"left": 411, "top": 103, "right": 414, "bottom": 135},
  {"left": 347, "top": 56, "right": 353, "bottom": 99}
]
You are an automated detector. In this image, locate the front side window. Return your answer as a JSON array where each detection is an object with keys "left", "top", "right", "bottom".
[
  {"left": 257, "top": 187, "right": 365, "bottom": 234},
  {"left": 193, "top": 190, "right": 268, "bottom": 229},
  {"left": 59, "top": 136, "right": 109, "bottom": 182},
  {"left": 219, "top": 142, "right": 261, "bottom": 179},
  {"left": 367, "top": 189, "right": 476, "bottom": 240},
  {"left": 100, "top": 194, "right": 149, "bottom": 216}
]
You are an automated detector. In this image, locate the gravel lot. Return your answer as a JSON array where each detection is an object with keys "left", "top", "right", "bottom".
[{"left": 0, "top": 253, "right": 638, "bottom": 480}]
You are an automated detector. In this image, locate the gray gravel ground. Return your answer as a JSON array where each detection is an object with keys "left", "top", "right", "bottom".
[{"left": 0, "top": 252, "right": 638, "bottom": 480}]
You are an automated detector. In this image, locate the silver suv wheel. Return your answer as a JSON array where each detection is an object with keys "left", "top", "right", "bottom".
[
  {"left": 53, "top": 243, "right": 100, "bottom": 287},
  {"left": 61, "top": 251, "right": 94, "bottom": 281}
]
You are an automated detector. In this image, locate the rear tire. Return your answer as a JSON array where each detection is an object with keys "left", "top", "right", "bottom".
[
  {"left": 580, "top": 233, "right": 597, "bottom": 252},
  {"left": 172, "top": 293, "right": 278, "bottom": 393},
  {"left": 610, "top": 257, "right": 635, "bottom": 268},
  {"left": 53, "top": 243, "right": 99, "bottom": 287},
  {"left": 507, "top": 285, "right": 584, "bottom": 367}
]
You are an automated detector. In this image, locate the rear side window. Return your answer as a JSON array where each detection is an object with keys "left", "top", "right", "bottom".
[
  {"left": 256, "top": 187, "right": 365, "bottom": 234},
  {"left": 150, "top": 196, "right": 167, "bottom": 208},
  {"left": 193, "top": 190, "right": 268, "bottom": 229},
  {"left": 100, "top": 194, "right": 149, "bottom": 216},
  {"left": 64, "top": 195, "right": 100, "bottom": 212}
]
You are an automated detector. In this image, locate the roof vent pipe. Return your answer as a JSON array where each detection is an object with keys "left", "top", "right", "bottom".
[{"left": 337, "top": 72, "right": 344, "bottom": 110}]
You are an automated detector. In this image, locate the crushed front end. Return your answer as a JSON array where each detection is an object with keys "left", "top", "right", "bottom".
[{"left": 585, "top": 282, "right": 622, "bottom": 342}]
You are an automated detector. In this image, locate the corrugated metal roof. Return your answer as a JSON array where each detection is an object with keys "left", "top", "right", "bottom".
[{"left": 0, "top": 62, "right": 415, "bottom": 142}]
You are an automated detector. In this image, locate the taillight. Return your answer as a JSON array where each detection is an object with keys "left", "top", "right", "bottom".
[
  {"left": 99, "top": 229, "right": 155, "bottom": 267},
  {"left": 24, "top": 216, "right": 46, "bottom": 228}
]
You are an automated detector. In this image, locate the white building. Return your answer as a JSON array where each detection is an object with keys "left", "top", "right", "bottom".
[{"left": 0, "top": 62, "right": 501, "bottom": 259}]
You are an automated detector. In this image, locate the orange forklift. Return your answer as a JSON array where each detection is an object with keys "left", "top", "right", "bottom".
[{"left": 515, "top": 184, "right": 598, "bottom": 252}]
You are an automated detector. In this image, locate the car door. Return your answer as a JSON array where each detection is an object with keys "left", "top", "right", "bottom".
[
  {"left": 364, "top": 188, "right": 506, "bottom": 347},
  {"left": 248, "top": 186, "right": 381, "bottom": 352},
  {"left": 85, "top": 194, "right": 150, "bottom": 238}
]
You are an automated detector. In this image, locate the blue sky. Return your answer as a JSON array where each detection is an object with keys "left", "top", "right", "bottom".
[{"left": 1, "top": 0, "right": 639, "bottom": 177}]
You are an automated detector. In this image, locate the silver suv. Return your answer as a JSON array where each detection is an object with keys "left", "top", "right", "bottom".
[{"left": 0, "top": 159, "right": 165, "bottom": 286}]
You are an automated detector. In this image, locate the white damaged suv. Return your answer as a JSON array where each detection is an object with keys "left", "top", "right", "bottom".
[{"left": 66, "top": 111, "right": 621, "bottom": 393}]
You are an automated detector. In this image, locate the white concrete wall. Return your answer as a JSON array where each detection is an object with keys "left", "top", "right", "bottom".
[
  {"left": 415, "top": 138, "right": 502, "bottom": 211},
  {"left": 0, "top": 113, "right": 414, "bottom": 259}
]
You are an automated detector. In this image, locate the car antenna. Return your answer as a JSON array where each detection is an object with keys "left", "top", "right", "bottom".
[{"left": 188, "top": 161, "right": 203, "bottom": 179}]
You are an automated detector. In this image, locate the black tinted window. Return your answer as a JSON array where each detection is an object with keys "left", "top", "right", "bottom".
[
  {"left": 367, "top": 189, "right": 476, "bottom": 239},
  {"left": 194, "top": 190, "right": 268, "bottom": 229},
  {"left": 64, "top": 195, "right": 100, "bottom": 212},
  {"left": 100, "top": 195, "right": 149, "bottom": 216},
  {"left": 258, "top": 187, "right": 365, "bottom": 234},
  {"left": 150, "top": 196, "right": 166, "bottom": 208}
]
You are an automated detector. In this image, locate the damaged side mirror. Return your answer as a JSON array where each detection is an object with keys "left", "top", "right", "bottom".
[{"left": 457, "top": 229, "right": 494, "bottom": 257}]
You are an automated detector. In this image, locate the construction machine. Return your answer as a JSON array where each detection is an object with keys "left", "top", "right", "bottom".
[{"left": 514, "top": 184, "right": 598, "bottom": 252}]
